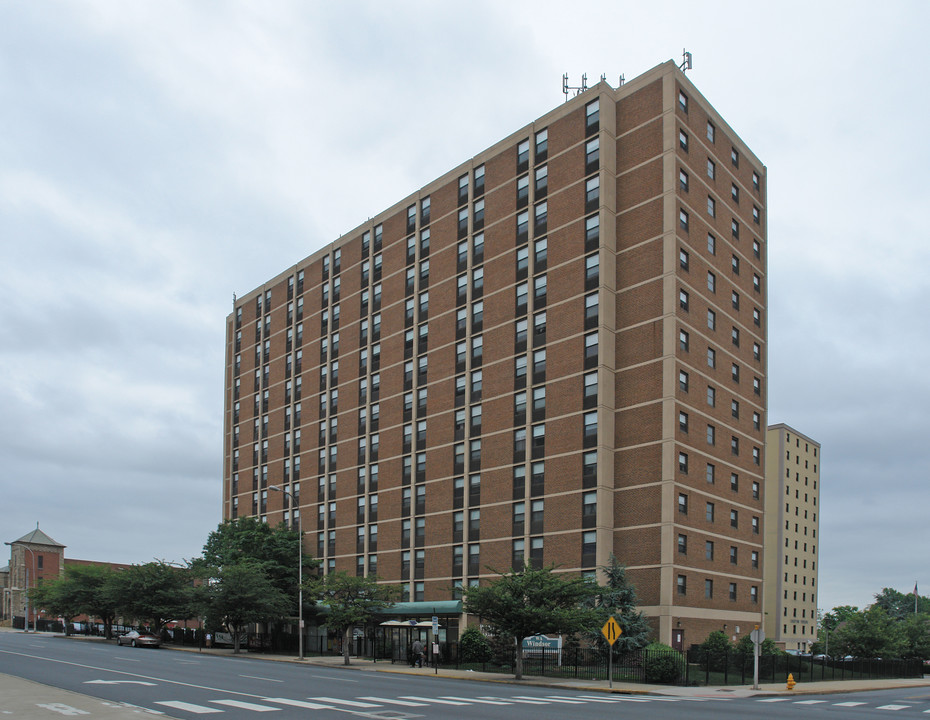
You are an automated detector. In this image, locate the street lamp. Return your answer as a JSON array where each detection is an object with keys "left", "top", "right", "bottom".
[
  {"left": 5, "top": 542, "right": 35, "bottom": 633},
  {"left": 269, "top": 484, "right": 304, "bottom": 660}
]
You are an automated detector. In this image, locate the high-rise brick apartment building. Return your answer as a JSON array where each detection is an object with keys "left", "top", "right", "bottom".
[
  {"left": 764, "top": 424, "right": 820, "bottom": 651},
  {"left": 223, "top": 59, "right": 768, "bottom": 648}
]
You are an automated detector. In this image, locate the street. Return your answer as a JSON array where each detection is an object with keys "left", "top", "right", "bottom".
[{"left": 2, "top": 631, "right": 930, "bottom": 719}]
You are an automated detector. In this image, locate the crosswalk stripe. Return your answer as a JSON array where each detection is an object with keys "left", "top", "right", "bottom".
[
  {"left": 308, "top": 697, "right": 380, "bottom": 708},
  {"left": 265, "top": 698, "right": 334, "bottom": 710},
  {"left": 834, "top": 702, "right": 867, "bottom": 707},
  {"left": 211, "top": 700, "right": 278, "bottom": 712},
  {"left": 154, "top": 701, "right": 222, "bottom": 714},
  {"left": 794, "top": 700, "right": 826, "bottom": 705},
  {"left": 550, "top": 694, "right": 619, "bottom": 703},
  {"left": 877, "top": 705, "right": 912, "bottom": 710},
  {"left": 439, "top": 696, "right": 510, "bottom": 705},
  {"left": 758, "top": 698, "right": 791, "bottom": 702},
  {"left": 398, "top": 695, "right": 469, "bottom": 705},
  {"left": 484, "top": 696, "right": 549, "bottom": 704},
  {"left": 358, "top": 696, "right": 428, "bottom": 707},
  {"left": 539, "top": 696, "right": 586, "bottom": 704}
]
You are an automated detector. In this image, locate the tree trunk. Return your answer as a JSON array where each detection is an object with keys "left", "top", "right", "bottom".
[
  {"left": 514, "top": 637, "right": 523, "bottom": 680},
  {"left": 343, "top": 627, "right": 352, "bottom": 665}
]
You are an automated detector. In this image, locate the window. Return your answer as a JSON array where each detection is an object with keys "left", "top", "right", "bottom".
[
  {"left": 679, "top": 370, "right": 689, "bottom": 392},
  {"left": 585, "top": 99, "right": 599, "bottom": 132},
  {"left": 706, "top": 425, "right": 716, "bottom": 446},
  {"left": 517, "top": 139, "right": 530, "bottom": 170},
  {"left": 677, "top": 575, "right": 687, "bottom": 596},
  {"left": 707, "top": 196, "right": 715, "bottom": 217},
  {"left": 585, "top": 175, "right": 599, "bottom": 208},
  {"left": 679, "top": 209, "right": 689, "bottom": 231},
  {"left": 706, "top": 502, "right": 715, "bottom": 522},
  {"left": 731, "top": 473, "right": 739, "bottom": 492},
  {"left": 731, "top": 363, "right": 740, "bottom": 382},
  {"left": 753, "top": 273, "right": 761, "bottom": 293},
  {"left": 731, "top": 327, "right": 740, "bottom": 347},
  {"left": 731, "top": 147, "right": 739, "bottom": 168},
  {"left": 679, "top": 330, "right": 689, "bottom": 352},
  {"left": 731, "top": 183, "right": 739, "bottom": 204},
  {"left": 707, "top": 348, "right": 716, "bottom": 369},
  {"left": 731, "top": 399, "right": 739, "bottom": 419},
  {"left": 750, "top": 586, "right": 758, "bottom": 604},
  {"left": 707, "top": 309, "right": 716, "bottom": 330},
  {"left": 680, "top": 248, "right": 689, "bottom": 270},
  {"left": 535, "top": 128, "right": 548, "bottom": 161},
  {"left": 474, "top": 164, "right": 485, "bottom": 196},
  {"left": 729, "top": 546, "right": 738, "bottom": 564},
  {"left": 707, "top": 233, "right": 716, "bottom": 255},
  {"left": 679, "top": 289, "right": 689, "bottom": 311},
  {"left": 706, "top": 385, "right": 716, "bottom": 406},
  {"left": 678, "top": 90, "right": 688, "bottom": 113},
  {"left": 678, "top": 451, "right": 688, "bottom": 473},
  {"left": 679, "top": 169, "right": 689, "bottom": 192},
  {"left": 705, "top": 579, "right": 714, "bottom": 599},
  {"left": 678, "top": 534, "right": 687, "bottom": 554},
  {"left": 706, "top": 121, "right": 715, "bottom": 143},
  {"left": 585, "top": 214, "right": 599, "bottom": 246},
  {"left": 707, "top": 157, "right": 716, "bottom": 180},
  {"left": 585, "top": 138, "right": 599, "bottom": 173},
  {"left": 535, "top": 164, "right": 549, "bottom": 197},
  {"left": 753, "top": 205, "right": 761, "bottom": 224},
  {"left": 731, "top": 218, "right": 740, "bottom": 239},
  {"left": 583, "top": 412, "right": 597, "bottom": 443},
  {"left": 707, "top": 271, "right": 716, "bottom": 293},
  {"left": 730, "top": 509, "right": 739, "bottom": 528},
  {"left": 753, "top": 342, "right": 761, "bottom": 361},
  {"left": 752, "top": 171, "right": 760, "bottom": 192},
  {"left": 678, "top": 493, "right": 688, "bottom": 514},
  {"left": 679, "top": 411, "right": 688, "bottom": 433},
  {"left": 679, "top": 129, "right": 688, "bottom": 151},
  {"left": 752, "top": 516, "right": 760, "bottom": 534},
  {"left": 731, "top": 436, "right": 739, "bottom": 455}
]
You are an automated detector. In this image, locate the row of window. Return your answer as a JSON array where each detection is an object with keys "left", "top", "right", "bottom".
[
  {"left": 677, "top": 534, "right": 759, "bottom": 568},
  {"left": 677, "top": 492, "right": 760, "bottom": 533},
  {"left": 677, "top": 574, "right": 758, "bottom": 603}
]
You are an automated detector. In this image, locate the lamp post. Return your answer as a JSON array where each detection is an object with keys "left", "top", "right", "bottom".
[
  {"left": 269, "top": 484, "right": 303, "bottom": 660},
  {"left": 5, "top": 542, "right": 35, "bottom": 632}
]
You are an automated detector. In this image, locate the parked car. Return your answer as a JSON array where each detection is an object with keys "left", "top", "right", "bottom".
[{"left": 116, "top": 630, "right": 161, "bottom": 648}]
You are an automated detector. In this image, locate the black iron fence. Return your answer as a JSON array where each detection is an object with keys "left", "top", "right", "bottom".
[{"left": 156, "top": 630, "right": 926, "bottom": 686}]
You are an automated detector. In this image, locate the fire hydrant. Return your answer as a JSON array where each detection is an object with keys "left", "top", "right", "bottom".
[{"left": 786, "top": 673, "right": 796, "bottom": 690}]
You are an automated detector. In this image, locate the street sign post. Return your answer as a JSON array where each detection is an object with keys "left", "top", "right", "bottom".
[
  {"left": 750, "top": 625, "right": 765, "bottom": 690},
  {"left": 601, "top": 616, "right": 623, "bottom": 688}
]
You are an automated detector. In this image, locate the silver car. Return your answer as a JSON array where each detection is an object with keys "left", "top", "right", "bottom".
[{"left": 116, "top": 630, "right": 161, "bottom": 648}]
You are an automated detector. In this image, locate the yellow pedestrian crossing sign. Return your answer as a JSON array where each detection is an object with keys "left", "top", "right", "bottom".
[{"left": 601, "top": 616, "right": 622, "bottom": 645}]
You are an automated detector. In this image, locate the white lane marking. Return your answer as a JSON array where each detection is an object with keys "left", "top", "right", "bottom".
[
  {"left": 795, "top": 700, "right": 827, "bottom": 704},
  {"left": 539, "top": 695, "right": 586, "bottom": 704},
  {"left": 155, "top": 701, "right": 222, "bottom": 714},
  {"left": 358, "top": 697, "right": 428, "bottom": 706},
  {"left": 239, "top": 675, "right": 283, "bottom": 683},
  {"left": 399, "top": 695, "right": 469, "bottom": 705},
  {"left": 440, "top": 696, "right": 510, "bottom": 705},
  {"left": 877, "top": 705, "right": 912, "bottom": 711},
  {"left": 548, "top": 694, "right": 618, "bottom": 703},
  {"left": 211, "top": 699, "right": 279, "bottom": 712},
  {"left": 484, "top": 696, "right": 549, "bottom": 704},
  {"left": 308, "top": 697, "right": 380, "bottom": 708},
  {"left": 36, "top": 705, "right": 89, "bottom": 717},
  {"left": 758, "top": 698, "right": 792, "bottom": 702},
  {"left": 84, "top": 680, "right": 156, "bottom": 686},
  {"left": 309, "top": 674, "right": 356, "bottom": 682},
  {"left": 834, "top": 702, "right": 867, "bottom": 706},
  {"left": 265, "top": 698, "right": 334, "bottom": 710}
]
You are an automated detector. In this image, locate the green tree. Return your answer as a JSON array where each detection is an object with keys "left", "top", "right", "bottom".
[
  {"left": 202, "top": 561, "right": 291, "bottom": 654},
  {"left": 110, "top": 561, "right": 196, "bottom": 633},
  {"left": 698, "top": 629, "right": 732, "bottom": 671},
  {"left": 462, "top": 564, "right": 600, "bottom": 680},
  {"left": 68, "top": 564, "right": 120, "bottom": 639},
  {"left": 194, "top": 517, "right": 317, "bottom": 618},
  {"left": 832, "top": 605, "right": 905, "bottom": 658},
  {"left": 820, "top": 605, "right": 859, "bottom": 633},
  {"left": 874, "top": 587, "right": 930, "bottom": 620},
  {"left": 306, "top": 572, "right": 399, "bottom": 665},
  {"left": 459, "top": 626, "right": 493, "bottom": 664},
  {"left": 735, "top": 633, "right": 781, "bottom": 656},
  {"left": 899, "top": 614, "right": 930, "bottom": 660},
  {"left": 582, "top": 555, "right": 651, "bottom": 653},
  {"left": 29, "top": 576, "right": 81, "bottom": 635}
]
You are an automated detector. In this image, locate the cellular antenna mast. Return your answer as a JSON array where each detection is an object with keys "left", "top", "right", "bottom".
[
  {"left": 680, "top": 49, "right": 693, "bottom": 73},
  {"left": 562, "top": 73, "right": 588, "bottom": 101}
]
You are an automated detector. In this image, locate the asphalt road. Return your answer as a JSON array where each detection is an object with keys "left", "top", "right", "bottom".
[{"left": 2, "top": 632, "right": 930, "bottom": 719}]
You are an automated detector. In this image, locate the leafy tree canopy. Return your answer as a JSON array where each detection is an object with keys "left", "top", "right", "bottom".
[
  {"left": 202, "top": 561, "right": 291, "bottom": 654},
  {"left": 831, "top": 605, "right": 905, "bottom": 659},
  {"left": 582, "top": 554, "right": 651, "bottom": 653},
  {"left": 109, "top": 561, "right": 196, "bottom": 633},
  {"left": 306, "top": 571, "right": 399, "bottom": 665},
  {"left": 463, "top": 564, "right": 601, "bottom": 679}
]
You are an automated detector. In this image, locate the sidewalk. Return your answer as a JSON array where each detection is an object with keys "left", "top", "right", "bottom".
[{"left": 3, "top": 629, "right": 929, "bottom": 712}]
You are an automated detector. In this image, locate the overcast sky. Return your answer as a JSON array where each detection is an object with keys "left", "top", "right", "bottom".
[{"left": 1, "top": 1, "right": 927, "bottom": 615}]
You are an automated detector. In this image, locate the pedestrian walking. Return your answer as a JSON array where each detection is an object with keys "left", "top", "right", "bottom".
[{"left": 411, "top": 638, "right": 424, "bottom": 668}]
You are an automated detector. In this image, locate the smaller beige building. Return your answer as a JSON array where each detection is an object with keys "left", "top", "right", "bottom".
[{"left": 763, "top": 423, "right": 821, "bottom": 650}]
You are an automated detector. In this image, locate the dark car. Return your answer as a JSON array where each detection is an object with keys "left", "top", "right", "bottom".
[{"left": 116, "top": 630, "right": 161, "bottom": 648}]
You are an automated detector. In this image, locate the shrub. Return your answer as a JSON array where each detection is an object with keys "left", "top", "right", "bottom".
[
  {"left": 643, "top": 642, "right": 685, "bottom": 684},
  {"left": 459, "top": 626, "right": 493, "bottom": 664}
]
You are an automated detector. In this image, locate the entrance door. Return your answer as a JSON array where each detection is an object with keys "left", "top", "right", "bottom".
[{"left": 672, "top": 629, "right": 684, "bottom": 651}]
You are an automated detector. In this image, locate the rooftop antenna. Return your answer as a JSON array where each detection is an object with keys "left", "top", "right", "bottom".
[
  {"left": 562, "top": 73, "right": 588, "bottom": 101},
  {"left": 680, "top": 49, "right": 693, "bottom": 73}
]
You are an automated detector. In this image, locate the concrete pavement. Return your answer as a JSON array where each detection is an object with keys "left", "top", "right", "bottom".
[{"left": 2, "top": 628, "right": 929, "bottom": 716}]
